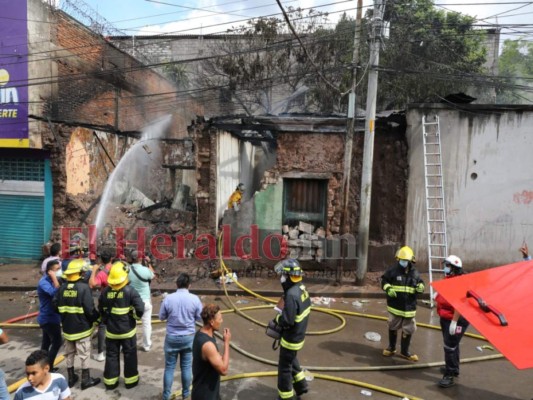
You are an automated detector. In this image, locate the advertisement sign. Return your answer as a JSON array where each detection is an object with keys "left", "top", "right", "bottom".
[{"left": 0, "top": 0, "right": 29, "bottom": 148}]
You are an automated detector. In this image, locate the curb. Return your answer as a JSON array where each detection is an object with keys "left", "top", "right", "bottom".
[{"left": 0, "top": 285, "right": 431, "bottom": 300}]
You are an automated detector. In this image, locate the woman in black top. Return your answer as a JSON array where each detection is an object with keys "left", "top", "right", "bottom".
[{"left": 192, "top": 304, "right": 231, "bottom": 400}]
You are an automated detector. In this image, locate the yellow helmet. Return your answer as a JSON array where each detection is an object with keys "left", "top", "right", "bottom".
[
  {"left": 396, "top": 246, "right": 415, "bottom": 262},
  {"left": 107, "top": 261, "right": 130, "bottom": 286},
  {"left": 64, "top": 259, "right": 88, "bottom": 280}
]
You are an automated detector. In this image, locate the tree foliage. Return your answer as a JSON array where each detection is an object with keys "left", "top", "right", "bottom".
[
  {"left": 378, "top": 0, "right": 487, "bottom": 108},
  {"left": 198, "top": 0, "right": 488, "bottom": 115},
  {"left": 197, "top": 7, "right": 350, "bottom": 115},
  {"left": 497, "top": 40, "right": 533, "bottom": 103}
]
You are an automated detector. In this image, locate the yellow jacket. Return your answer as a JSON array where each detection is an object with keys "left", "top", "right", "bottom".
[{"left": 228, "top": 190, "right": 242, "bottom": 209}]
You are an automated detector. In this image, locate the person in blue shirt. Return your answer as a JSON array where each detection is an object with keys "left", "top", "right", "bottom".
[
  {"left": 159, "top": 273, "right": 203, "bottom": 400},
  {"left": 37, "top": 260, "right": 63, "bottom": 372},
  {"left": 0, "top": 328, "right": 9, "bottom": 400},
  {"left": 14, "top": 350, "right": 71, "bottom": 400}
]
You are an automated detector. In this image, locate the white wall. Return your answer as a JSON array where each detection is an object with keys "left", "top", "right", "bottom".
[
  {"left": 216, "top": 132, "right": 241, "bottom": 226},
  {"left": 406, "top": 105, "right": 533, "bottom": 268}
]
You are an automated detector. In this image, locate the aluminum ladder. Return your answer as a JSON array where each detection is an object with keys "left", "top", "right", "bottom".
[{"left": 422, "top": 115, "right": 448, "bottom": 306}]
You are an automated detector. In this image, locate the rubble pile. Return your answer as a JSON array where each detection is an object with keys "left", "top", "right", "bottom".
[{"left": 283, "top": 221, "right": 326, "bottom": 262}]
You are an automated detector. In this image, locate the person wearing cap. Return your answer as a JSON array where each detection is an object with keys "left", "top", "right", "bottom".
[
  {"left": 273, "top": 258, "right": 311, "bottom": 400},
  {"left": 127, "top": 250, "right": 155, "bottom": 352},
  {"left": 227, "top": 183, "right": 245, "bottom": 211},
  {"left": 98, "top": 261, "right": 144, "bottom": 390},
  {"left": 61, "top": 241, "right": 84, "bottom": 272},
  {"left": 53, "top": 259, "right": 101, "bottom": 390},
  {"left": 381, "top": 245, "right": 425, "bottom": 362},
  {"left": 436, "top": 255, "right": 469, "bottom": 388}
]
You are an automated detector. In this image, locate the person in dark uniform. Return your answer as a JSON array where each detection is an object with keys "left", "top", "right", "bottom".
[
  {"left": 273, "top": 259, "right": 311, "bottom": 400},
  {"left": 191, "top": 304, "right": 231, "bottom": 400},
  {"left": 98, "top": 261, "right": 144, "bottom": 390}
]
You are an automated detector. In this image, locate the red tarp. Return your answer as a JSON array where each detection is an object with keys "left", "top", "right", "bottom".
[{"left": 431, "top": 260, "right": 533, "bottom": 369}]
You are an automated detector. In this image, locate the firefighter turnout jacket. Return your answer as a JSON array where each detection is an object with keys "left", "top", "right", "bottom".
[
  {"left": 381, "top": 264, "right": 425, "bottom": 318},
  {"left": 54, "top": 278, "right": 99, "bottom": 341},
  {"left": 98, "top": 284, "right": 144, "bottom": 340},
  {"left": 275, "top": 283, "right": 311, "bottom": 350}
]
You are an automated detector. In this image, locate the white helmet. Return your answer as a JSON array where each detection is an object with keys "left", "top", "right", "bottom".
[{"left": 444, "top": 255, "right": 462, "bottom": 268}]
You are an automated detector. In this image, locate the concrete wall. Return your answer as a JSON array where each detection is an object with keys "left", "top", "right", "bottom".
[{"left": 406, "top": 104, "right": 533, "bottom": 269}]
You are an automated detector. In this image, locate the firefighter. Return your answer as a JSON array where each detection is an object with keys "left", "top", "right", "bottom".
[
  {"left": 273, "top": 259, "right": 311, "bottom": 400},
  {"left": 53, "top": 259, "right": 101, "bottom": 389},
  {"left": 381, "top": 245, "right": 425, "bottom": 361},
  {"left": 227, "top": 183, "right": 245, "bottom": 211},
  {"left": 98, "top": 261, "right": 144, "bottom": 390},
  {"left": 436, "top": 255, "right": 469, "bottom": 388}
]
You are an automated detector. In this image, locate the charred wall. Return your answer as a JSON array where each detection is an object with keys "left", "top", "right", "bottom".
[{"left": 36, "top": 7, "right": 203, "bottom": 237}]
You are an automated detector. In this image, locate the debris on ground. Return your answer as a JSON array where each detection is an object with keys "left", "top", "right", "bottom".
[
  {"left": 364, "top": 332, "right": 381, "bottom": 342},
  {"left": 311, "top": 297, "right": 336, "bottom": 306}
]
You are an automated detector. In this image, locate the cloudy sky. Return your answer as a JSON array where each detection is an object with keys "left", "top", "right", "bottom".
[{"left": 75, "top": 0, "right": 533, "bottom": 44}]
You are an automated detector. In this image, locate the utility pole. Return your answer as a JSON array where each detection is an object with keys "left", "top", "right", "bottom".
[
  {"left": 338, "top": 0, "right": 364, "bottom": 285},
  {"left": 356, "top": 0, "right": 385, "bottom": 285}
]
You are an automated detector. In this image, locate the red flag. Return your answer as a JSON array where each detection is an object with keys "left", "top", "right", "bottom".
[{"left": 431, "top": 260, "right": 533, "bottom": 369}]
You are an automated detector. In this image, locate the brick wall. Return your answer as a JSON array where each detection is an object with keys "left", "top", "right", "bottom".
[
  {"left": 35, "top": 6, "right": 203, "bottom": 233},
  {"left": 189, "top": 119, "right": 218, "bottom": 236}
]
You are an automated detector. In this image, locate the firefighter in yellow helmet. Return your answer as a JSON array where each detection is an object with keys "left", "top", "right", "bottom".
[
  {"left": 227, "top": 183, "right": 245, "bottom": 211},
  {"left": 53, "top": 259, "right": 101, "bottom": 389},
  {"left": 273, "top": 259, "right": 311, "bottom": 400},
  {"left": 98, "top": 261, "right": 144, "bottom": 390},
  {"left": 380, "top": 246, "right": 425, "bottom": 361}
]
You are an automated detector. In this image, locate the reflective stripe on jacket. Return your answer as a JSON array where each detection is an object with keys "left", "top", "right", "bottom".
[
  {"left": 276, "top": 283, "right": 311, "bottom": 350},
  {"left": 54, "top": 279, "right": 99, "bottom": 341},
  {"left": 381, "top": 263, "right": 424, "bottom": 318},
  {"left": 99, "top": 284, "right": 144, "bottom": 340}
]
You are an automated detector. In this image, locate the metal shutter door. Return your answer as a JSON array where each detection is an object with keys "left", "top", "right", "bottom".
[{"left": 0, "top": 194, "right": 45, "bottom": 259}]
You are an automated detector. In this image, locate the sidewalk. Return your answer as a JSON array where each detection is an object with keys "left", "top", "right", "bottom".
[{"left": 0, "top": 262, "right": 434, "bottom": 299}]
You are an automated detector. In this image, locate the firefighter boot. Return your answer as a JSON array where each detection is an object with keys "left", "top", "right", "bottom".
[
  {"left": 294, "top": 378, "right": 309, "bottom": 397},
  {"left": 67, "top": 367, "right": 79, "bottom": 388},
  {"left": 80, "top": 369, "right": 101, "bottom": 390},
  {"left": 382, "top": 330, "right": 397, "bottom": 356},
  {"left": 399, "top": 333, "right": 419, "bottom": 361}
]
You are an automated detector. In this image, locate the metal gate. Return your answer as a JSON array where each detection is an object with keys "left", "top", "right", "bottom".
[{"left": 0, "top": 157, "right": 52, "bottom": 260}]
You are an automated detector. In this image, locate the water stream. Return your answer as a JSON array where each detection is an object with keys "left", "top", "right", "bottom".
[{"left": 94, "top": 115, "right": 172, "bottom": 233}]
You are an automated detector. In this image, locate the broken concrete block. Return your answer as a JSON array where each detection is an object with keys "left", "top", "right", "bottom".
[
  {"left": 288, "top": 229, "right": 299, "bottom": 239},
  {"left": 299, "top": 234, "right": 319, "bottom": 241},
  {"left": 298, "top": 221, "right": 315, "bottom": 234},
  {"left": 282, "top": 225, "right": 289, "bottom": 233},
  {"left": 315, "top": 227, "right": 326, "bottom": 238},
  {"left": 298, "top": 239, "right": 312, "bottom": 248},
  {"left": 287, "top": 239, "right": 302, "bottom": 247},
  {"left": 311, "top": 239, "right": 324, "bottom": 249}
]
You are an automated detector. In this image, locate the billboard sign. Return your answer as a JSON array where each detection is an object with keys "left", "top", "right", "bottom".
[{"left": 0, "top": 0, "right": 29, "bottom": 148}]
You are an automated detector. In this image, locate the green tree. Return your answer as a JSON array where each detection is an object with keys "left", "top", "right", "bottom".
[
  {"left": 498, "top": 40, "right": 533, "bottom": 103},
  {"left": 377, "top": 0, "right": 487, "bottom": 108},
  {"left": 163, "top": 63, "right": 189, "bottom": 89},
  {"left": 198, "top": 0, "right": 488, "bottom": 114}
]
